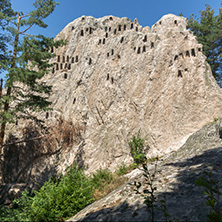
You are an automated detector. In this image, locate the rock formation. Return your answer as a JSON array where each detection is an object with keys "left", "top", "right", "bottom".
[
  {"left": 40, "top": 13, "right": 222, "bottom": 173},
  {"left": 1, "top": 13, "right": 222, "bottom": 200},
  {"left": 67, "top": 119, "right": 222, "bottom": 221}
]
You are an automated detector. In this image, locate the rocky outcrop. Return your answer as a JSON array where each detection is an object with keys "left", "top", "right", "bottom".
[
  {"left": 39, "top": 13, "right": 222, "bottom": 173},
  {"left": 67, "top": 119, "right": 222, "bottom": 221},
  {"left": 1, "top": 12, "right": 222, "bottom": 213},
  {"left": 2, "top": 13, "right": 222, "bottom": 195}
]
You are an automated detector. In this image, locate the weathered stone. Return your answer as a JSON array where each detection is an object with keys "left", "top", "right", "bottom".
[
  {"left": 0, "top": 183, "right": 27, "bottom": 206},
  {"left": 67, "top": 119, "right": 222, "bottom": 221},
  {"left": 1, "top": 13, "right": 222, "bottom": 206},
  {"left": 41, "top": 14, "right": 222, "bottom": 173}
]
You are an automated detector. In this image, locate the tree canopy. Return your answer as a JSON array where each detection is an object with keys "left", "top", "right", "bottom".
[
  {"left": 0, "top": 0, "right": 64, "bottom": 148},
  {"left": 0, "top": 0, "right": 14, "bottom": 67},
  {"left": 187, "top": 3, "right": 222, "bottom": 85}
]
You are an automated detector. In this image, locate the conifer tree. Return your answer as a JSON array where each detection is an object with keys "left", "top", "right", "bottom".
[
  {"left": 187, "top": 3, "right": 222, "bottom": 85},
  {"left": 0, "top": 0, "right": 64, "bottom": 148},
  {"left": 0, "top": 0, "right": 14, "bottom": 70}
]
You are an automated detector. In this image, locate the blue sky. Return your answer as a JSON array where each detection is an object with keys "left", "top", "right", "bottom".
[{"left": 11, "top": 0, "right": 221, "bottom": 38}]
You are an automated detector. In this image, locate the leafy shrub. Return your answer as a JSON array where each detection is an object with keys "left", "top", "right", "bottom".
[
  {"left": 29, "top": 164, "right": 94, "bottom": 221},
  {"left": 195, "top": 171, "right": 222, "bottom": 221},
  {"left": 0, "top": 164, "right": 95, "bottom": 222},
  {"left": 133, "top": 162, "right": 158, "bottom": 222},
  {"left": 90, "top": 168, "right": 128, "bottom": 201},
  {"left": 133, "top": 160, "right": 174, "bottom": 222},
  {"left": 90, "top": 168, "right": 113, "bottom": 189},
  {"left": 129, "top": 132, "right": 147, "bottom": 164},
  {"left": 0, "top": 165, "right": 129, "bottom": 222},
  {"left": 129, "top": 162, "right": 138, "bottom": 170},
  {"left": 116, "top": 162, "right": 128, "bottom": 176},
  {"left": 0, "top": 190, "right": 32, "bottom": 221}
]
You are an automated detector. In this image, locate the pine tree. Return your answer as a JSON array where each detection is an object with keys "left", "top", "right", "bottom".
[
  {"left": 187, "top": 3, "right": 222, "bottom": 85},
  {"left": 0, "top": 0, "right": 64, "bottom": 148},
  {"left": 0, "top": 0, "right": 14, "bottom": 70}
]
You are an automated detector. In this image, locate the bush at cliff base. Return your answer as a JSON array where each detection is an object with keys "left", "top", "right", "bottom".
[{"left": 0, "top": 164, "right": 95, "bottom": 221}]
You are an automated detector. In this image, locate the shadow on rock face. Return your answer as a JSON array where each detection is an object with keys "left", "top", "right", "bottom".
[
  {"left": 68, "top": 120, "right": 222, "bottom": 222},
  {"left": 159, "top": 146, "right": 222, "bottom": 221},
  {"left": 68, "top": 200, "right": 149, "bottom": 222},
  {"left": 69, "top": 147, "right": 222, "bottom": 222},
  {"left": 0, "top": 133, "right": 58, "bottom": 205}
]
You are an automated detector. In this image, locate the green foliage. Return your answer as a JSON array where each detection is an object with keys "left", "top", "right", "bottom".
[
  {"left": 214, "top": 117, "right": 219, "bottom": 122},
  {"left": 158, "top": 195, "right": 170, "bottom": 222},
  {"left": 115, "top": 162, "right": 140, "bottom": 176},
  {"left": 90, "top": 168, "right": 113, "bottom": 189},
  {"left": 30, "top": 164, "right": 94, "bottom": 221},
  {"left": 187, "top": 3, "right": 222, "bottom": 85},
  {"left": 134, "top": 163, "right": 157, "bottom": 221},
  {"left": 129, "top": 131, "right": 147, "bottom": 164},
  {"left": 133, "top": 160, "right": 177, "bottom": 222},
  {"left": 0, "top": 165, "right": 129, "bottom": 222},
  {"left": 0, "top": 190, "right": 33, "bottom": 221},
  {"left": 116, "top": 162, "right": 128, "bottom": 176},
  {"left": 195, "top": 171, "right": 222, "bottom": 221},
  {"left": 129, "top": 162, "right": 138, "bottom": 170},
  {"left": 133, "top": 162, "right": 158, "bottom": 222},
  {"left": 0, "top": 164, "right": 95, "bottom": 221},
  {"left": 0, "top": 0, "right": 65, "bottom": 146},
  {"left": 0, "top": 0, "right": 14, "bottom": 67}
]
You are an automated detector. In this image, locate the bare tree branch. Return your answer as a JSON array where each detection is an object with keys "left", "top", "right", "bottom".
[
  {"left": 19, "top": 23, "right": 34, "bottom": 34},
  {"left": 1, "top": 135, "right": 44, "bottom": 148},
  {"left": 19, "top": 14, "right": 30, "bottom": 19}
]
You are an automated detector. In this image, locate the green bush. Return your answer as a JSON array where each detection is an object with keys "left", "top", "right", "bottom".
[
  {"left": 90, "top": 168, "right": 113, "bottom": 189},
  {"left": 133, "top": 160, "right": 174, "bottom": 222},
  {"left": 0, "top": 190, "right": 32, "bottom": 221},
  {"left": 195, "top": 171, "right": 222, "bottom": 221},
  {"left": 116, "top": 162, "right": 128, "bottom": 176},
  {"left": 0, "top": 164, "right": 95, "bottom": 222},
  {"left": 30, "top": 164, "right": 94, "bottom": 221},
  {"left": 129, "top": 132, "right": 147, "bottom": 164}
]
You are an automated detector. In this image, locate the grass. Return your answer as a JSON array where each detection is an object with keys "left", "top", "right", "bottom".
[
  {"left": 91, "top": 167, "right": 128, "bottom": 201},
  {"left": 91, "top": 158, "right": 159, "bottom": 201}
]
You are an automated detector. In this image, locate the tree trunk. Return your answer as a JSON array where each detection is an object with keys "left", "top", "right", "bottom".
[{"left": 0, "top": 79, "right": 3, "bottom": 98}]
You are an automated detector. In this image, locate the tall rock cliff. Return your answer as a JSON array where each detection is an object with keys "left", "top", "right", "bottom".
[{"left": 39, "top": 14, "right": 222, "bottom": 173}]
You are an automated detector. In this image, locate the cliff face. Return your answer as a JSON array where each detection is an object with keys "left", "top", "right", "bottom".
[
  {"left": 1, "top": 13, "right": 222, "bottom": 210},
  {"left": 67, "top": 119, "right": 222, "bottom": 221},
  {"left": 40, "top": 14, "right": 222, "bottom": 173}
]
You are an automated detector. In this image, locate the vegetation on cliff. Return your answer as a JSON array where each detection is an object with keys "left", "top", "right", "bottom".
[
  {"left": 0, "top": 1, "right": 222, "bottom": 221},
  {"left": 187, "top": 2, "right": 222, "bottom": 85},
  {"left": 0, "top": 164, "right": 129, "bottom": 221},
  {"left": 0, "top": 0, "right": 64, "bottom": 148}
]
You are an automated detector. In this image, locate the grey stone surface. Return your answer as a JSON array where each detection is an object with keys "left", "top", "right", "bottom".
[
  {"left": 67, "top": 119, "right": 222, "bottom": 221},
  {"left": 1, "top": 13, "right": 222, "bottom": 211},
  {"left": 40, "top": 13, "right": 222, "bottom": 174}
]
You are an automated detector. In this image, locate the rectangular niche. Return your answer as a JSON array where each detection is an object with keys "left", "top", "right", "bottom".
[{"left": 143, "top": 46, "right": 146, "bottom": 52}]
